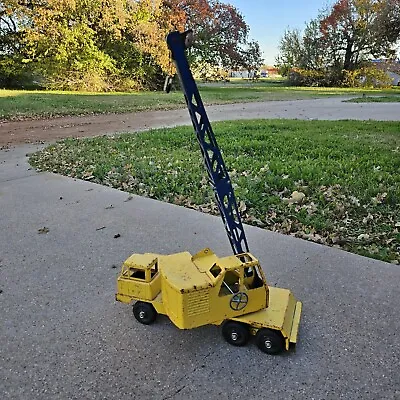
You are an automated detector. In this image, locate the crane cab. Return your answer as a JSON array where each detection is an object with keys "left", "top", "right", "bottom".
[
  {"left": 159, "top": 248, "right": 269, "bottom": 329},
  {"left": 116, "top": 248, "right": 269, "bottom": 329}
]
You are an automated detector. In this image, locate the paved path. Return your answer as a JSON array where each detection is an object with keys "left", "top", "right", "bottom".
[
  {"left": 1, "top": 98, "right": 400, "bottom": 399},
  {"left": 1, "top": 96, "right": 400, "bottom": 145}
]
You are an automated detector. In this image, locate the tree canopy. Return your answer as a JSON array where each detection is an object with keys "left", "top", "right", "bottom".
[
  {"left": 0, "top": 0, "right": 262, "bottom": 90},
  {"left": 276, "top": 0, "right": 400, "bottom": 85}
]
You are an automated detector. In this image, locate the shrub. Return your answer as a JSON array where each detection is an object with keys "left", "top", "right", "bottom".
[
  {"left": 193, "top": 62, "right": 229, "bottom": 82},
  {"left": 288, "top": 66, "right": 393, "bottom": 88},
  {"left": 44, "top": 70, "right": 110, "bottom": 92},
  {"left": 288, "top": 69, "right": 326, "bottom": 86},
  {"left": 0, "top": 57, "right": 41, "bottom": 89},
  {"left": 43, "top": 59, "right": 165, "bottom": 92},
  {"left": 342, "top": 66, "right": 392, "bottom": 88}
]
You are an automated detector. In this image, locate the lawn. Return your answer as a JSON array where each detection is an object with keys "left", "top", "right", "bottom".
[
  {"left": 346, "top": 95, "right": 400, "bottom": 103},
  {"left": 29, "top": 119, "right": 400, "bottom": 264},
  {"left": 1, "top": 81, "right": 399, "bottom": 121}
]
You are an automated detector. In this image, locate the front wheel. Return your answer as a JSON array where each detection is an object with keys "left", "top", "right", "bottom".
[
  {"left": 221, "top": 321, "right": 250, "bottom": 346},
  {"left": 133, "top": 301, "right": 157, "bottom": 325},
  {"left": 255, "top": 328, "right": 284, "bottom": 355}
]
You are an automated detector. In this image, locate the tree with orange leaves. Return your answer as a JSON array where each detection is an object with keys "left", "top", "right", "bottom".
[
  {"left": 163, "top": 0, "right": 250, "bottom": 71},
  {"left": 276, "top": 0, "right": 400, "bottom": 80},
  {"left": 1, "top": 0, "right": 259, "bottom": 90},
  {"left": 320, "top": 0, "right": 400, "bottom": 70}
]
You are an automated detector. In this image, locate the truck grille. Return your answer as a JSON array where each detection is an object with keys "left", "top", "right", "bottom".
[{"left": 187, "top": 289, "right": 210, "bottom": 316}]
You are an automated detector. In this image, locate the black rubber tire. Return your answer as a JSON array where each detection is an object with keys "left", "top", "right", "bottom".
[
  {"left": 255, "top": 328, "right": 285, "bottom": 355},
  {"left": 133, "top": 301, "right": 157, "bottom": 325},
  {"left": 221, "top": 321, "right": 250, "bottom": 347}
]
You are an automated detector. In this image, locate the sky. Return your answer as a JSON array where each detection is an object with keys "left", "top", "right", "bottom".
[{"left": 227, "top": 0, "right": 329, "bottom": 65}]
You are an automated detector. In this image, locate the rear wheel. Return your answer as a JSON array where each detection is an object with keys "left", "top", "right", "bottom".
[
  {"left": 255, "top": 328, "right": 284, "bottom": 355},
  {"left": 222, "top": 321, "right": 250, "bottom": 346},
  {"left": 133, "top": 301, "right": 157, "bottom": 325}
]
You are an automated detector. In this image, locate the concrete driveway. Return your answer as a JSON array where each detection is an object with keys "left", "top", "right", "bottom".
[{"left": 1, "top": 98, "right": 400, "bottom": 399}]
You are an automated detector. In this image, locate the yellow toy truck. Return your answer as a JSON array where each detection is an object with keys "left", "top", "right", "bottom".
[
  {"left": 116, "top": 248, "right": 301, "bottom": 354},
  {"left": 116, "top": 30, "right": 302, "bottom": 355}
]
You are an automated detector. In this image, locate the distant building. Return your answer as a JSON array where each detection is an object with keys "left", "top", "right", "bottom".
[
  {"left": 229, "top": 66, "right": 280, "bottom": 79},
  {"left": 230, "top": 70, "right": 254, "bottom": 79},
  {"left": 263, "top": 66, "right": 279, "bottom": 76}
]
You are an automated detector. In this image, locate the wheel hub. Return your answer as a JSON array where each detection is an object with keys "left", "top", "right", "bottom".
[
  {"left": 139, "top": 311, "right": 146, "bottom": 319},
  {"left": 231, "top": 332, "right": 238, "bottom": 341},
  {"left": 264, "top": 340, "right": 272, "bottom": 349}
]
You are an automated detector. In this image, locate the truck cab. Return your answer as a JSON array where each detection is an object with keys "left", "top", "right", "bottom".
[{"left": 116, "top": 253, "right": 161, "bottom": 303}]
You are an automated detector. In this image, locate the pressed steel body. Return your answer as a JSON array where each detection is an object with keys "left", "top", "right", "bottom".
[{"left": 116, "top": 248, "right": 301, "bottom": 347}]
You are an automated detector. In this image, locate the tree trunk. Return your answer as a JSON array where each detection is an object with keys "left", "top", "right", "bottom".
[{"left": 343, "top": 39, "right": 354, "bottom": 70}]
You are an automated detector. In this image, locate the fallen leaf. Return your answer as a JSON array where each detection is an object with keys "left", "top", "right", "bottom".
[
  {"left": 349, "top": 196, "right": 360, "bottom": 206},
  {"left": 283, "top": 191, "right": 306, "bottom": 204},
  {"left": 330, "top": 235, "right": 340, "bottom": 244},
  {"left": 238, "top": 201, "right": 247, "bottom": 213},
  {"left": 371, "top": 192, "right": 387, "bottom": 205},
  {"left": 363, "top": 214, "right": 374, "bottom": 224}
]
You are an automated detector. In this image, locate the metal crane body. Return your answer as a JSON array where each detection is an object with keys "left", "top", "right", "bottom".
[{"left": 115, "top": 30, "right": 302, "bottom": 355}]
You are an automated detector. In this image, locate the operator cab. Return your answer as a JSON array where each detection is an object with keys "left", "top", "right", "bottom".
[{"left": 215, "top": 252, "right": 265, "bottom": 296}]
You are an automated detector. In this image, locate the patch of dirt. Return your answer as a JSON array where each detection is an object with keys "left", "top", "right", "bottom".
[
  {"left": 2, "top": 97, "right": 399, "bottom": 147},
  {"left": 0, "top": 109, "right": 190, "bottom": 147}
]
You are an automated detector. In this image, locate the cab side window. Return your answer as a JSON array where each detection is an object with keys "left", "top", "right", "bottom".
[
  {"left": 219, "top": 271, "right": 240, "bottom": 296},
  {"left": 210, "top": 263, "right": 222, "bottom": 278},
  {"left": 244, "top": 266, "right": 264, "bottom": 289}
]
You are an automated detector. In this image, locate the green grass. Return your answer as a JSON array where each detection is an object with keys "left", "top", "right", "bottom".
[
  {"left": 1, "top": 82, "right": 399, "bottom": 121},
  {"left": 29, "top": 119, "right": 400, "bottom": 264},
  {"left": 0, "top": 89, "right": 185, "bottom": 121},
  {"left": 346, "top": 95, "right": 400, "bottom": 103}
]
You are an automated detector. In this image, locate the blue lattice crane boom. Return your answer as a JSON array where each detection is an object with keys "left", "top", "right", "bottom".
[
  {"left": 166, "top": 30, "right": 249, "bottom": 255},
  {"left": 114, "top": 30, "right": 302, "bottom": 356}
]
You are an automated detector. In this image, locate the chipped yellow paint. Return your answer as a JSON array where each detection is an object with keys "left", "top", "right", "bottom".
[{"left": 115, "top": 248, "right": 301, "bottom": 348}]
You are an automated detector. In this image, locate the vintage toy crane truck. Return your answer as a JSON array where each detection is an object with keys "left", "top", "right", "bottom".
[{"left": 116, "top": 30, "right": 302, "bottom": 355}]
